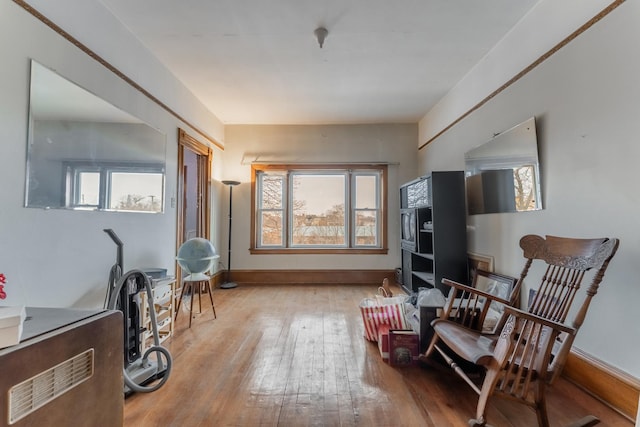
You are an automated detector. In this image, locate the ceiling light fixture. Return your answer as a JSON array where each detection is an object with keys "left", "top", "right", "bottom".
[{"left": 314, "top": 27, "right": 328, "bottom": 48}]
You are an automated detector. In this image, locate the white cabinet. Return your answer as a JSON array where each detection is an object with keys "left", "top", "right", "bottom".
[{"left": 139, "top": 277, "right": 176, "bottom": 354}]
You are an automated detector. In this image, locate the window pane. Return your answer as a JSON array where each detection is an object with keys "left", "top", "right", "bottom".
[
  {"left": 292, "top": 174, "right": 345, "bottom": 246},
  {"left": 260, "top": 174, "right": 284, "bottom": 209},
  {"left": 260, "top": 211, "right": 283, "bottom": 246},
  {"left": 355, "top": 175, "right": 376, "bottom": 208},
  {"left": 77, "top": 172, "right": 100, "bottom": 205},
  {"left": 109, "top": 172, "right": 163, "bottom": 212},
  {"left": 355, "top": 211, "right": 377, "bottom": 246},
  {"left": 514, "top": 165, "right": 536, "bottom": 211}
]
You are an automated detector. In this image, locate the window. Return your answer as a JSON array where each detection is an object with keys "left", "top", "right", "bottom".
[
  {"left": 74, "top": 170, "right": 100, "bottom": 207},
  {"left": 251, "top": 164, "right": 387, "bottom": 254},
  {"left": 64, "top": 162, "right": 164, "bottom": 212},
  {"left": 513, "top": 165, "right": 537, "bottom": 211}
]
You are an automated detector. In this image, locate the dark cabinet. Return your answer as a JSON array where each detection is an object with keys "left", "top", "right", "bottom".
[
  {"left": 0, "top": 308, "right": 123, "bottom": 426},
  {"left": 399, "top": 171, "right": 468, "bottom": 294}
]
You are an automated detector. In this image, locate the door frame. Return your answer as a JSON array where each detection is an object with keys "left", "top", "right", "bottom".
[{"left": 176, "top": 128, "right": 213, "bottom": 265}]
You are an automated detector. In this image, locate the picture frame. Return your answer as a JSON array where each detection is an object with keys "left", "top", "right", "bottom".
[
  {"left": 472, "top": 269, "right": 518, "bottom": 332},
  {"left": 468, "top": 252, "right": 495, "bottom": 282},
  {"left": 474, "top": 269, "right": 517, "bottom": 304}
]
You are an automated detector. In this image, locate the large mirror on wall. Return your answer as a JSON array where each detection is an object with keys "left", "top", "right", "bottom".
[
  {"left": 26, "top": 60, "right": 167, "bottom": 213},
  {"left": 464, "top": 117, "right": 542, "bottom": 215}
]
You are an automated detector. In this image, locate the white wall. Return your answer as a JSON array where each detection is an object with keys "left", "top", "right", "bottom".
[
  {"left": 418, "top": 0, "right": 615, "bottom": 145},
  {"left": 418, "top": 0, "right": 639, "bottom": 378},
  {"left": 0, "top": 1, "right": 224, "bottom": 308},
  {"left": 223, "top": 124, "right": 418, "bottom": 271}
]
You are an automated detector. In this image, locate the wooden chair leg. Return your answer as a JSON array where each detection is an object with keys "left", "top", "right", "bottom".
[
  {"left": 534, "top": 382, "right": 550, "bottom": 427},
  {"left": 423, "top": 332, "right": 439, "bottom": 358},
  {"left": 468, "top": 360, "right": 504, "bottom": 427},
  {"left": 206, "top": 282, "right": 216, "bottom": 319},
  {"left": 433, "top": 344, "right": 482, "bottom": 394}
]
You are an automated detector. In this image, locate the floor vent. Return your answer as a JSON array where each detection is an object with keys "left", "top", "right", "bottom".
[{"left": 8, "top": 348, "right": 94, "bottom": 424}]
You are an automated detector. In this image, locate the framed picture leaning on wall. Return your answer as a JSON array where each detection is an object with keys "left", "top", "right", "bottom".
[{"left": 468, "top": 252, "right": 494, "bottom": 283}]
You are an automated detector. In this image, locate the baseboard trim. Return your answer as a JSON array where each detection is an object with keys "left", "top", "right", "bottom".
[
  {"left": 209, "top": 271, "right": 225, "bottom": 288},
  {"left": 219, "top": 269, "right": 395, "bottom": 286},
  {"left": 563, "top": 348, "right": 640, "bottom": 421}
]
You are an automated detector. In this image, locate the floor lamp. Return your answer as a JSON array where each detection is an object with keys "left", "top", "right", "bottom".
[{"left": 220, "top": 180, "right": 240, "bottom": 289}]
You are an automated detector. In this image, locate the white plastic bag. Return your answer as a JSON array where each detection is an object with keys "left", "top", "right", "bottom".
[{"left": 417, "top": 288, "right": 445, "bottom": 307}]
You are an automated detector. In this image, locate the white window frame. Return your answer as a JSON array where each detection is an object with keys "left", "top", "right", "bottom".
[
  {"left": 251, "top": 164, "right": 387, "bottom": 254},
  {"left": 351, "top": 171, "right": 382, "bottom": 248},
  {"left": 257, "top": 171, "right": 286, "bottom": 247},
  {"left": 64, "top": 161, "right": 164, "bottom": 212}
]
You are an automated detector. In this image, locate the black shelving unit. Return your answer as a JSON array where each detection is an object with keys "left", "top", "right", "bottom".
[{"left": 399, "top": 171, "right": 468, "bottom": 294}]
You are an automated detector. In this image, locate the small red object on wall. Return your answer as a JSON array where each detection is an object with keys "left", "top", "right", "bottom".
[{"left": 0, "top": 273, "right": 6, "bottom": 299}]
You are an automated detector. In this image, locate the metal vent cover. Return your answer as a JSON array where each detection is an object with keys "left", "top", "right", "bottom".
[{"left": 8, "top": 349, "right": 94, "bottom": 424}]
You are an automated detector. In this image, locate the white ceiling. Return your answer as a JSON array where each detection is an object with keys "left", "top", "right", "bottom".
[{"left": 99, "top": 0, "right": 540, "bottom": 125}]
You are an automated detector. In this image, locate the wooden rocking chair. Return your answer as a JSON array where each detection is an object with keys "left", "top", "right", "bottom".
[{"left": 424, "top": 234, "right": 619, "bottom": 427}]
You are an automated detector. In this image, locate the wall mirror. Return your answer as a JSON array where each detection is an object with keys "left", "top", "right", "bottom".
[
  {"left": 464, "top": 117, "right": 542, "bottom": 215},
  {"left": 25, "top": 60, "right": 166, "bottom": 213}
]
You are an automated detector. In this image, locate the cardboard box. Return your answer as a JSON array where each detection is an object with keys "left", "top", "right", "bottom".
[
  {"left": 0, "top": 306, "right": 26, "bottom": 349},
  {"left": 388, "top": 329, "right": 420, "bottom": 367},
  {"left": 377, "top": 324, "right": 390, "bottom": 362}
]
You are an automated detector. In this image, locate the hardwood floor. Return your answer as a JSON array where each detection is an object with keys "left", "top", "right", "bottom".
[{"left": 124, "top": 284, "right": 632, "bottom": 427}]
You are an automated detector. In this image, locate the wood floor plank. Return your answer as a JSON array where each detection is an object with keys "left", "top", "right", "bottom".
[{"left": 123, "top": 284, "right": 632, "bottom": 427}]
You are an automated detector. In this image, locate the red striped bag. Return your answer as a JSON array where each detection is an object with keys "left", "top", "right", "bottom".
[{"left": 359, "top": 296, "right": 409, "bottom": 342}]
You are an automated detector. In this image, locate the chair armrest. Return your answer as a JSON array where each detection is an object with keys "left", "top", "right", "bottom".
[{"left": 502, "top": 306, "right": 576, "bottom": 336}]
